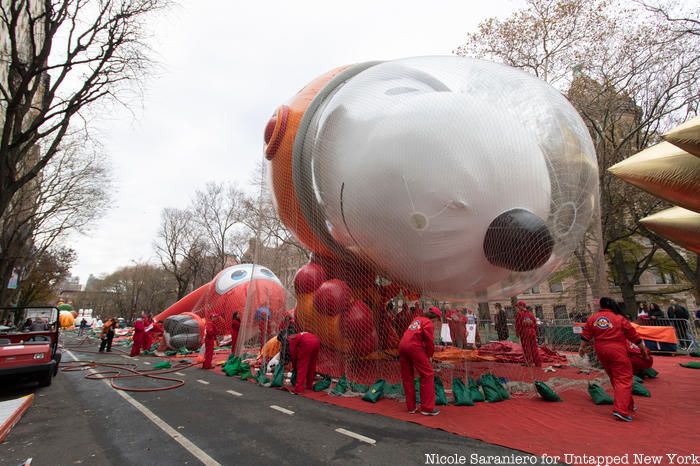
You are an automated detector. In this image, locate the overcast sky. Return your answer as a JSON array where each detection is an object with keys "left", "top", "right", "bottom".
[{"left": 69, "top": 0, "right": 520, "bottom": 283}]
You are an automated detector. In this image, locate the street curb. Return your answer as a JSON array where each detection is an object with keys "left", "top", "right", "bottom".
[{"left": 0, "top": 394, "right": 34, "bottom": 443}]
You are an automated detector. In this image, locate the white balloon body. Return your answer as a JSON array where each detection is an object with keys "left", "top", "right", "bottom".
[{"left": 289, "top": 56, "right": 598, "bottom": 300}]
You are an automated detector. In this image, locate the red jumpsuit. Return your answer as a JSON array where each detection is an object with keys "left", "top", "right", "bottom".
[
  {"left": 394, "top": 306, "right": 413, "bottom": 336},
  {"left": 399, "top": 316, "right": 436, "bottom": 412},
  {"left": 230, "top": 318, "right": 241, "bottom": 354},
  {"left": 515, "top": 309, "right": 541, "bottom": 367},
  {"left": 130, "top": 320, "right": 145, "bottom": 357},
  {"left": 582, "top": 310, "right": 643, "bottom": 417},
  {"left": 142, "top": 316, "right": 153, "bottom": 352},
  {"left": 288, "top": 332, "right": 321, "bottom": 394},
  {"left": 629, "top": 342, "right": 653, "bottom": 377},
  {"left": 203, "top": 321, "right": 217, "bottom": 369}
]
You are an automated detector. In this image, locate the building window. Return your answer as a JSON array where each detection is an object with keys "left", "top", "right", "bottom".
[
  {"left": 654, "top": 272, "right": 665, "bottom": 284},
  {"left": 549, "top": 281, "right": 564, "bottom": 293},
  {"left": 553, "top": 305, "right": 568, "bottom": 320},
  {"left": 535, "top": 305, "right": 544, "bottom": 319},
  {"left": 531, "top": 285, "right": 540, "bottom": 294}
]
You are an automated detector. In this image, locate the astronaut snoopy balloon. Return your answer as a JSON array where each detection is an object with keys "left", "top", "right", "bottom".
[{"left": 266, "top": 57, "right": 598, "bottom": 301}]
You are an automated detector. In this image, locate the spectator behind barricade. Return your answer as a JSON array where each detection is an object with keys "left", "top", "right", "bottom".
[
  {"left": 637, "top": 306, "right": 649, "bottom": 322},
  {"left": 695, "top": 305, "right": 700, "bottom": 330},
  {"left": 494, "top": 303, "right": 509, "bottom": 341},
  {"left": 667, "top": 299, "right": 690, "bottom": 344},
  {"left": 648, "top": 303, "right": 664, "bottom": 321}
]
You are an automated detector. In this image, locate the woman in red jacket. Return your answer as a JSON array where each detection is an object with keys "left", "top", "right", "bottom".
[
  {"left": 399, "top": 307, "right": 441, "bottom": 416},
  {"left": 579, "top": 297, "right": 650, "bottom": 422}
]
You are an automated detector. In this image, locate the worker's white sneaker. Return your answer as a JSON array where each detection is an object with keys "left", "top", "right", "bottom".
[
  {"left": 420, "top": 408, "right": 440, "bottom": 416},
  {"left": 612, "top": 411, "right": 633, "bottom": 422}
]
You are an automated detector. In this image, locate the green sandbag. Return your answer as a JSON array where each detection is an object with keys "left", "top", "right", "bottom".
[
  {"left": 633, "top": 375, "right": 644, "bottom": 384},
  {"left": 165, "top": 350, "right": 177, "bottom": 356},
  {"left": 434, "top": 376, "right": 448, "bottom": 406},
  {"left": 350, "top": 382, "right": 369, "bottom": 393},
  {"left": 226, "top": 353, "right": 239, "bottom": 363},
  {"left": 384, "top": 383, "right": 404, "bottom": 397},
  {"left": 153, "top": 361, "right": 172, "bottom": 370},
  {"left": 468, "top": 377, "right": 485, "bottom": 402},
  {"left": 362, "top": 379, "right": 386, "bottom": 403},
  {"left": 452, "top": 378, "right": 474, "bottom": 406},
  {"left": 680, "top": 361, "right": 700, "bottom": 369},
  {"left": 534, "top": 381, "right": 561, "bottom": 402},
  {"left": 587, "top": 382, "right": 614, "bottom": 405},
  {"left": 238, "top": 362, "right": 253, "bottom": 380},
  {"left": 689, "top": 351, "right": 700, "bottom": 358},
  {"left": 255, "top": 369, "right": 270, "bottom": 386},
  {"left": 632, "top": 380, "right": 650, "bottom": 397},
  {"left": 313, "top": 374, "right": 332, "bottom": 392},
  {"left": 291, "top": 370, "right": 297, "bottom": 387},
  {"left": 479, "top": 374, "right": 506, "bottom": 403},
  {"left": 330, "top": 374, "right": 348, "bottom": 395},
  {"left": 495, "top": 376, "right": 510, "bottom": 400},
  {"left": 270, "top": 364, "right": 285, "bottom": 387},
  {"left": 222, "top": 357, "right": 241, "bottom": 377},
  {"left": 643, "top": 367, "right": 659, "bottom": 378},
  {"left": 177, "top": 347, "right": 192, "bottom": 355}
]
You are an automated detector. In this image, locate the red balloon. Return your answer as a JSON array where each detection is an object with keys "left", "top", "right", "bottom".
[
  {"left": 350, "top": 329, "right": 378, "bottom": 356},
  {"left": 294, "top": 263, "right": 327, "bottom": 294},
  {"left": 313, "top": 279, "right": 352, "bottom": 316},
  {"left": 340, "top": 301, "right": 374, "bottom": 338}
]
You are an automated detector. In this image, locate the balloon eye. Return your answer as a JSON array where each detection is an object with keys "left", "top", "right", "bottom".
[
  {"left": 231, "top": 270, "right": 247, "bottom": 280},
  {"left": 260, "top": 268, "right": 274, "bottom": 277},
  {"left": 264, "top": 105, "right": 289, "bottom": 160}
]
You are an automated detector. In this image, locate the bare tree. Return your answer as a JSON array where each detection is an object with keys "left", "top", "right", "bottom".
[
  {"left": 154, "top": 208, "right": 205, "bottom": 300},
  {"left": 0, "top": 0, "right": 167, "bottom": 220},
  {"left": 0, "top": 139, "right": 109, "bottom": 305},
  {"left": 191, "top": 182, "right": 245, "bottom": 278}
]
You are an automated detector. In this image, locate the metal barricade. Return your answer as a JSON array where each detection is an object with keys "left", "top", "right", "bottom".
[{"left": 637, "top": 317, "right": 697, "bottom": 352}]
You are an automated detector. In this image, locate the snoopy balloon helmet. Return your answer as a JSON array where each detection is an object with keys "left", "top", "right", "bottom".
[{"left": 264, "top": 56, "right": 598, "bottom": 300}]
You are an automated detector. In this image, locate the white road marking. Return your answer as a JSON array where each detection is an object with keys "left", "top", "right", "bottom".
[
  {"left": 143, "top": 361, "right": 151, "bottom": 365},
  {"left": 269, "top": 405, "right": 294, "bottom": 415},
  {"left": 121, "top": 355, "right": 131, "bottom": 359},
  {"left": 175, "top": 372, "right": 186, "bottom": 376},
  {"left": 64, "top": 350, "right": 222, "bottom": 466},
  {"left": 226, "top": 390, "right": 242, "bottom": 397},
  {"left": 196, "top": 379, "right": 210, "bottom": 385},
  {"left": 335, "top": 428, "right": 376, "bottom": 445}
]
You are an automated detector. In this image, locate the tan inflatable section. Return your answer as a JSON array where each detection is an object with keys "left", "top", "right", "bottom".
[
  {"left": 640, "top": 207, "right": 700, "bottom": 254},
  {"left": 663, "top": 116, "right": 700, "bottom": 157},
  {"left": 608, "top": 141, "right": 700, "bottom": 213}
]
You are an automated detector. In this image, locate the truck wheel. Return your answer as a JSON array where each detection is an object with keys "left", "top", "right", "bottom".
[{"left": 38, "top": 369, "right": 53, "bottom": 387}]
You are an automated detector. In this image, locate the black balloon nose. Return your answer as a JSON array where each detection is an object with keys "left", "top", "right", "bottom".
[{"left": 483, "top": 209, "right": 554, "bottom": 272}]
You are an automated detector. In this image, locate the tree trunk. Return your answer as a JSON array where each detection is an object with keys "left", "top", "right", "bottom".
[{"left": 612, "top": 249, "right": 637, "bottom": 317}]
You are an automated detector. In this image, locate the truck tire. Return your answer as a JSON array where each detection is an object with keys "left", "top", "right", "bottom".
[{"left": 38, "top": 368, "right": 53, "bottom": 387}]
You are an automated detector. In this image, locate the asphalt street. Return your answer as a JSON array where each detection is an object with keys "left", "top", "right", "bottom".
[{"left": 0, "top": 334, "right": 551, "bottom": 466}]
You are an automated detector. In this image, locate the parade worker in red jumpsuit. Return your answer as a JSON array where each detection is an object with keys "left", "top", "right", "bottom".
[
  {"left": 579, "top": 297, "right": 649, "bottom": 422},
  {"left": 230, "top": 312, "right": 241, "bottom": 354},
  {"left": 399, "top": 307, "right": 441, "bottom": 416},
  {"left": 142, "top": 312, "right": 154, "bottom": 352},
  {"left": 130, "top": 319, "right": 145, "bottom": 357},
  {"left": 515, "top": 300, "right": 542, "bottom": 367},
  {"left": 202, "top": 315, "right": 220, "bottom": 370},
  {"left": 628, "top": 342, "right": 653, "bottom": 378},
  {"left": 256, "top": 307, "right": 273, "bottom": 347},
  {"left": 280, "top": 330, "right": 320, "bottom": 395}
]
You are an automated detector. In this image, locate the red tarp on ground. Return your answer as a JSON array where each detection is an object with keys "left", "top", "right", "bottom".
[
  {"left": 301, "top": 355, "right": 698, "bottom": 461},
  {"left": 631, "top": 324, "right": 678, "bottom": 344}
]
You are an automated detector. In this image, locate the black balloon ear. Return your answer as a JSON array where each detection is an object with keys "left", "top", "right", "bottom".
[{"left": 483, "top": 208, "right": 554, "bottom": 272}]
